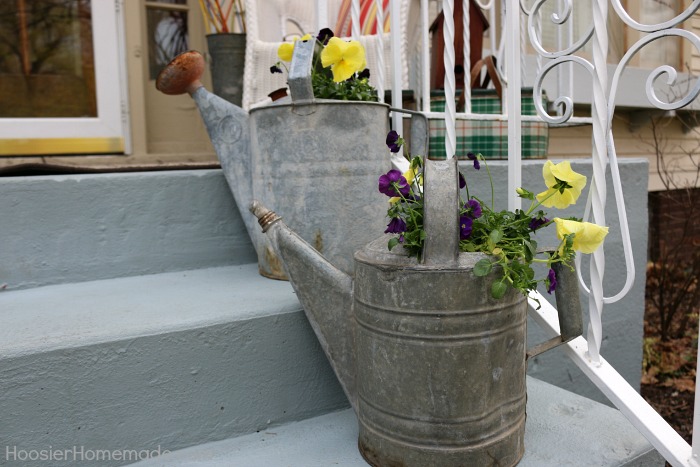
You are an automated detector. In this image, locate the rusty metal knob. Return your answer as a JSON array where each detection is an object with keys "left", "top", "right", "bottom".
[{"left": 155, "top": 50, "right": 205, "bottom": 95}]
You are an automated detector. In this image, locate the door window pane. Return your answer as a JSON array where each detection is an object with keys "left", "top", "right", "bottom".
[
  {"left": 147, "top": 1, "right": 189, "bottom": 80},
  {"left": 0, "top": 0, "right": 96, "bottom": 118}
]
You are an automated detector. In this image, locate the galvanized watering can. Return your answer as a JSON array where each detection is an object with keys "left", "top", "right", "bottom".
[
  {"left": 250, "top": 158, "right": 583, "bottom": 466},
  {"left": 155, "top": 40, "right": 391, "bottom": 279}
]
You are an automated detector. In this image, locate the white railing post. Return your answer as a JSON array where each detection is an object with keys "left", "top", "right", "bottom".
[
  {"left": 442, "top": 0, "right": 457, "bottom": 159},
  {"left": 390, "top": 0, "right": 403, "bottom": 128},
  {"left": 421, "top": 0, "right": 431, "bottom": 113},
  {"left": 351, "top": 0, "right": 361, "bottom": 38},
  {"left": 314, "top": 0, "right": 328, "bottom": 31},
  {"left": 462, "top": 0, "right": 471, "bottom": 113},
  {"left": 585, "top": 0, "right": 609, "bottom": 364},
  {"left": 694, "top": 332, "right": 700, "bottom": 464},
  {"left": 374, "top": 0, "right": 385, "bottom": 102},
  {"left": 505, "top": 0, "right": 521, "bottom": 210}
]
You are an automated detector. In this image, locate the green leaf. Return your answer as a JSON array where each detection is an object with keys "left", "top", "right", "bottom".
[
  {"left": 523, "top": 240, "right": 535, "bottom": 262},
  {"left": 491, "top": 281, "right": 508, "bottom": 299},
  {"left": 388, "top": 237, "right": 399, "bottom": 251},
  {"left": 489, "top": 229, "right": 503, "bottom": 244},
  {"left": 474, "top": 259, "right": 492, "bottom": 277}
]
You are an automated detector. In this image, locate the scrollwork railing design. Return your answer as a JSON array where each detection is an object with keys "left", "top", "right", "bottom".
[{"left": 522, "top": 0, "right": 700, "bottom": 364}]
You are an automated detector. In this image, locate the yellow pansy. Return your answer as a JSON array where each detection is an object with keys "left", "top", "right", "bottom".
[
  {"left": 403, "top": 166, "right": 418, "bottom": 185},
  {"left": 277, "top": 34, "right": 313, "bottom": 62},
  {"left": 535, "top": 161, "right": 587, "bottom": 209},
  {"left": 320, "top": 37, "right": 366, "bottom": 82},
  {"left": 553, "top": 218, "right": 609, "bottom": 254}
]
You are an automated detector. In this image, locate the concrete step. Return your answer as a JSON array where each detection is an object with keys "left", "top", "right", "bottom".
[
  {"left": 127, "top": 378, "right": 663, "bottom": 467},
  {"left": 0, "top": 264, "right": 348, "bottom": 467}
]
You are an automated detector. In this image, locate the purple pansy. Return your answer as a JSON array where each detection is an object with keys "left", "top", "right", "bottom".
[
  {"left": 467, "top": 152, "right": 480, "bottom": 170},
  {"left": 358, "top": 68, "right": 370, "bottom": 80},
  {"left": 466, "top": 199, "right": 482, "bottom": 219},
  {"left": 547, "top": 268, "right": 557, "bottom": 294},
  {"left": 385, "top": 131, "right": 401, "bottom": 153},
  {"left": 460, "top": 215, "right": 473, "bottom": 240},
  {"left": 378, "top": 169, "right": 410, "bottom": 197},
  {"left": 384, "top": 217, "right": 407, "bottom": 234},
  {"left": 529, "top": 217, "right": 550, "bottom": 231},
  {"left": 316, "top": 28, "right": 334, "bottom": 45},
  {"left": 270, "top": 65, "right": 283, "bottom": 74},
  {"left": 458, "top": 172, "right": 466, "bottom": 189}
]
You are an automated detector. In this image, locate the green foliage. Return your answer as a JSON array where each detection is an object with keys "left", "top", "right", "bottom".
[
  {"left": 311, "top": 71, "right": 378, "bottom": 102},
  {"left": 382, "top": 152, "right": 582, "bottom": 301}
]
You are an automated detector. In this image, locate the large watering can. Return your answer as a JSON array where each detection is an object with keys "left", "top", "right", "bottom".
[
  {"left": 250, "top": 158, "right": 583, "bottom": 466},
  {"left": 155, "top": 40, "right": 397, "bottom": 279}
]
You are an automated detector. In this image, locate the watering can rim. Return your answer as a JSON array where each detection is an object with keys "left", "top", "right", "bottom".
[
  {"left": 354, "top": 235, "right": 490, "bottom": 269},
  {"left": 249, "top": 98, "right": 391, "bottom": 114}
]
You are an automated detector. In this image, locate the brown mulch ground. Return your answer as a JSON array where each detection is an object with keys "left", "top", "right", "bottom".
[
  {"left": 640, "top": 302, "right": 697, "bottom": 445},
  {"left": 640, "top": 383, "right": 694, "bottom": 444}
]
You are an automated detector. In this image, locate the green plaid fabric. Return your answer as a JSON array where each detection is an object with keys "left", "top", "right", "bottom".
[{"left": 428, "top": 88, "right": 549, "bottom": 159}]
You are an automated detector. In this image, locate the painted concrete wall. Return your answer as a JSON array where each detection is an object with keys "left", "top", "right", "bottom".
[{"left": 0, "top": 170, "right": 256, "bottom": 291}]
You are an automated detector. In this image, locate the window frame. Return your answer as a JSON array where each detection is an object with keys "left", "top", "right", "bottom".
[{"left": 0, "top": 0, "right": 129, "bottom": 156}]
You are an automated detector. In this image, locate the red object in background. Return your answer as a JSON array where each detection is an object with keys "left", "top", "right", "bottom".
[{"left": 430, "top": 0, "right": 490, "bottom": 90}]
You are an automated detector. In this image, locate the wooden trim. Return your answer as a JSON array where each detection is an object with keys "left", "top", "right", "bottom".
[{"left": 0, "top": 138, "right": 124, "bottom": 156}]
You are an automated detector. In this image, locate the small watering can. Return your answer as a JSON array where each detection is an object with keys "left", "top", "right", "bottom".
[
  {"left": 155, "top": 40, "right": 398, "bottom": 279},
  {"left": 250, "top": 158, "right": 583, "bottom": 466}
]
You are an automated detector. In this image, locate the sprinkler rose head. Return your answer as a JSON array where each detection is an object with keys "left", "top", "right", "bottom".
[{"left": 155, "top": 50, "right": 205, "bottom": 95}]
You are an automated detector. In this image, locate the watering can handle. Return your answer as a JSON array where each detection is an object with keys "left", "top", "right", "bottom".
[
  {"left": 526, "top": 260, "right": 584, "bottom": 359},
  {"left": 288, "top": 39, "right": 315, "bottom": 102},
  {"left": 421, "top": 158, "right": 460, "bottom": 266}
]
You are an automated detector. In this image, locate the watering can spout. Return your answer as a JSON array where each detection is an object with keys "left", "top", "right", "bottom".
[
  {"left": 156, "top": 51, "right": 272, "bottom": 276},
  {"left": 250, "top": 201, "right": 359, "bottom": 412}
]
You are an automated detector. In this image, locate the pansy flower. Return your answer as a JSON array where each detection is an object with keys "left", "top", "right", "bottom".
[
  {"left": 460, "top": 215, "right": 473, "bottom": 239},
  {"left": 386, "top": 130, "right": 402, "bottom": 153},
  {"left": 321, "top": 37, "right": 366, "bottom": 82},
  {"left": 316, "top": 28, "right": 334, "bottom": 45},
  {"left": 467, "top": 152, "right": 480, "bottom": 170},
  {"left": 553, "top": 218, "right": 609, "bottom": 254},
  {"left": 277, "top": 34, "right": 313, "bottom": 62},
  {"left": 536, "top": 161, "right": 587, "bottom": 209},
  {"left": 378, "top": 169, "right": 410, "bottom": 197},
  {"left": 384, "top": 217, "right": 407, "bottom": 234},
  {"left": 466, "top": 199, "right": 482, "bottom": 219},
  {"left": 529, "top": 216, "right": 549, "bottom": 231}
]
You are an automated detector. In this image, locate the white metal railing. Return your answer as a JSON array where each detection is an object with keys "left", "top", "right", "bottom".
[
  {"left": 524, "top": 1, "right": 699, "bottom": 465},
  {"left": 334, "top": 0, "right": 699, "bottom": 465}
]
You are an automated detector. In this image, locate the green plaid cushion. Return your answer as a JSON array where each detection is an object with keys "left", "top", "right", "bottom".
[{"left": 428, "top": 88, "right": 548, "bottom": 159}]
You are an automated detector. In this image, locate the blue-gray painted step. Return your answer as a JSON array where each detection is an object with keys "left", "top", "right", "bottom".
[
  {"left": 128, "top": 377, "right": 663, "bottom": 467},
  {"left": 0, "top": 264, "right": 347, "bottom": 467}
]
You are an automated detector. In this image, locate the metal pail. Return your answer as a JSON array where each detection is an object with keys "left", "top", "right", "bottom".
[
  {"left": 353, "top": 237, "right": 527, "bottom": 467},
  {"left": 248, "top": 100, "right": 391, "bottom": 279},
  {"left": 206, "top": 33, "right": 246, "bottom": 107}
]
